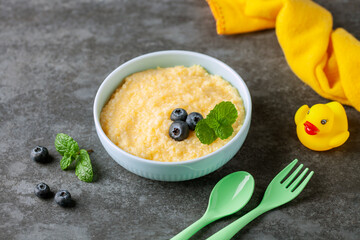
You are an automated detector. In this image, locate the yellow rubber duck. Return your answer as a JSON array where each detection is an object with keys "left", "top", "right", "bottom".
[{"left": 295, "top": 101, "right": 349, "bottom": 151}]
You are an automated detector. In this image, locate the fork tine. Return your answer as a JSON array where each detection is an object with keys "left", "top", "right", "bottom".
[
  {"left": 291, "top": 170, "right": 314, "bottom": 193},
  {"left": 289, "top": 168, "right": 308, "bottom": 191},
  {"left": 274, "top": 159, "right": 298, "bottom": 182},
  {"left": 282, "top": 164, "right": 303, "bottom": 187}
]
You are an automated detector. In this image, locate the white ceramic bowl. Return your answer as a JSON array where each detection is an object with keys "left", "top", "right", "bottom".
[{"left": 93, "top": 50, "right": 252, "bottom": 181}]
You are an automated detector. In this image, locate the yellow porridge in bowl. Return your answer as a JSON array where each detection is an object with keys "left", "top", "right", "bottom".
[{"left": 100, "top": 65, "right": 245, "bottom": 162}]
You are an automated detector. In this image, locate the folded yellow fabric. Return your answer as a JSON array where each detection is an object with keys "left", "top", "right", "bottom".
[{"left": 207, "top": 0, "right": 360, "bottom": 111}]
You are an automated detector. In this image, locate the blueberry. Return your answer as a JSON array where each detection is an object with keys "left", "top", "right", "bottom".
[
  {"left": 31, "top": 146, "right": 50, "bottom": 163},
  {"left": 55, "top": 190, "right": 74, "bottom": 207},
  {"left": 186, "top": 112, "right": 203, "bottom": 130},
  {"left": 169, "top": 121, "right": 189, "bottom": 141},
  {"left": 170, "top": 108, "right": 188, "bottom": 121},
  {"left": 34, "top": 182, "right": 52, "bottom": 199}
]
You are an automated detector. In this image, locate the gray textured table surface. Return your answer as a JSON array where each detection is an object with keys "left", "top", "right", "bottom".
[{"left": 1, "top": 0, "right": 359, "bottom": 239}]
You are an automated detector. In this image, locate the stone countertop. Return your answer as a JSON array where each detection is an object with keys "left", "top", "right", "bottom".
[{"left": 1, "top": 0, "right": 359, "bottom": 239}]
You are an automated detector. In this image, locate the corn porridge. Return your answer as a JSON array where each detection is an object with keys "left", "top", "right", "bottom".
[{"left": 100, "top": 65, "right": 245, "bottom": 162}]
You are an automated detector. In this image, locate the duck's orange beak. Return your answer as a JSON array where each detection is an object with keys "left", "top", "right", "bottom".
[{"left": 304, "top": 121, "right": 319, "bottom": 135}]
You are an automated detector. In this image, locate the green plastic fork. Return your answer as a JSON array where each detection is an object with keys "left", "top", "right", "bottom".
[{"left": 207, "top": 159, "right": 314, "bottom": 240}]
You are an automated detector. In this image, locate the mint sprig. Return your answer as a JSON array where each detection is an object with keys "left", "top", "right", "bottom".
[
  {"left": 55, "top": 133, "right": 94, "bottom": 182},
  {"left": 195, "top": 101, "right": 238, "bottom": 145}
]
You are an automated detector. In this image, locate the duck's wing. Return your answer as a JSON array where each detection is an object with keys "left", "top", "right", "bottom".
[{"left": 329, "top": 131, "right": 350, "bottom": 148}]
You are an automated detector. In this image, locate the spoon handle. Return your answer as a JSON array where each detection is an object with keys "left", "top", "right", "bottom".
[
  {"left": 206, "top": 206, "right": 265, "bottom": 240},
  {"left": 171, "top": 215, "right": 214, "bottom": 240}
]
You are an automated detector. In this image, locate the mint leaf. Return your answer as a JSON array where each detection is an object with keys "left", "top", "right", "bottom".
[
  {"left": 60, "top": 153, "right": 77, "bottom": 170},
  {"left": 195, "top": 119, "right": 217, "bottom": 145},
  {"left": 210, "top": 101, "right": 238, "bottom": 125},
  {"left": 215, "top": 124, "right": 234, "bottom": 140},
  {"left": 75, "top": 149, "right": 93, "bottom": 183},
  {"left": 55, "top": 133, "right": 79, "bottom": 156},
  {"left": 205, "top": 115, "right": 220, "bottom": 129}
]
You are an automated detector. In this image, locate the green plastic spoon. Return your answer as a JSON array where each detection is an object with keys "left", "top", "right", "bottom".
[{"left": 171, "top": 171, "right": 255, "bottom": 240}]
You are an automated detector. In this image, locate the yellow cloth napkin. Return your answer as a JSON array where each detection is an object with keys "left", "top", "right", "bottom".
[{"left": 207, "top": 0, "right": 360, "bottom": 111}]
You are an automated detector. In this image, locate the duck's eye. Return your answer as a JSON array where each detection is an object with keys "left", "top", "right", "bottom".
[
  {"left": 321, "top": 119, "right": 327, "bottom": 125},
  {"left": 307, "top": 110, "right": 310, "bottom": 114}
]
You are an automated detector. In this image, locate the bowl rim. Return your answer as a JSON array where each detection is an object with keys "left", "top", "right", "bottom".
[{"left": 93, "top": 50, "right": 252, "bottom": 166}]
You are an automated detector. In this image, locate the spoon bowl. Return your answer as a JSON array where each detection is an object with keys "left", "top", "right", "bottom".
[
  {"left": 171, "top": 171, "right": 254, "bottom": 240},
  {"left": 206, "top": 171, "right": 255, "bottom": 219}
]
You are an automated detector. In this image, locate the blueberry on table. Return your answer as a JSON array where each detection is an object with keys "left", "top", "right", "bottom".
[
  {"left": 34, "top": 182, "right": 52, "bottom": 199},
  {"left": 186, "top": 112, "right": 203, "bottom": 130},
  {"left": 31, "top": 146, "right": 50, "bottom": 163},
  {"left": 55, "top": 190, "right": 74, "bottom": 207},
  {"left": 170, "top": 108, "right": 188, "bottom": 121},
  {"left": 169, "top": 121, "right": 189, "bottom": 141}
]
